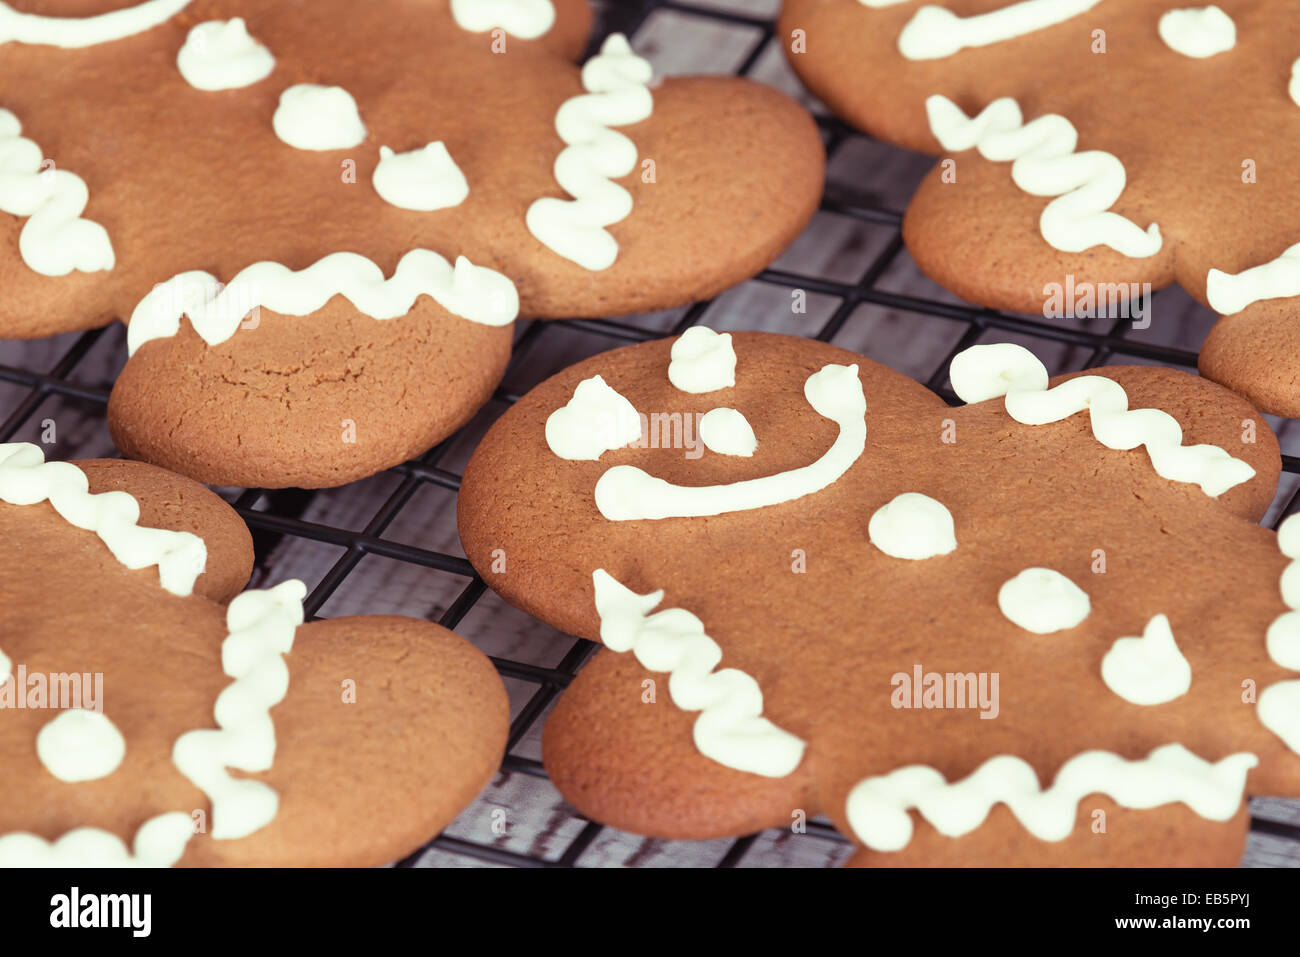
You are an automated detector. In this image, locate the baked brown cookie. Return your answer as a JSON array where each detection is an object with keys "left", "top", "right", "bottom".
[
  {"left": 1, "top": 0, "right": 823, "bottom": 486},
  {"left": 0, "top": 444, "right": 508, "bottom": 866},
  {"left": 778, "top": 0, "right": 1300, "bottom": 417},
  {"left": 458, "top": 329, "right": 1300, "bottom": 865}
]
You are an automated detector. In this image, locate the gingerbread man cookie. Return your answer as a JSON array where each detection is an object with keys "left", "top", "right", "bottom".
[
  {"left": 0, "top": 0, "right": 823, "bottom": 487},
  {"left": 0, "top": 443, "right": 507, "bottom": 866},
  {"left": 778, "top": 0, "right": 1300, "bottom": 418},
  {"left": 457, "top": 330, "right": 1300, "bottom": 865}
]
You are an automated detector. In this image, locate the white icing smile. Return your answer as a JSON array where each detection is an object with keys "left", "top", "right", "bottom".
[
  {"left": 0, "top": 0, "right": 191, "bottom": 48},
  {"left": 593, "top": 363, "right": 866, "bottom": 521}
]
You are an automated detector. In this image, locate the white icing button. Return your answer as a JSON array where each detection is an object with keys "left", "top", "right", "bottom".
[
  {"left": 372, "top": 143, "right": 469, "bottom": 212},
  {"left": 699, "top": 408, "right": 756, "bottom": 457},
  {"left": 998, "top": 567, "right": 1090, "bottom": 634},
  {"left": 176, "top": 18, "right": 275, "bottom": 91},
  {"left": 449, "top": 0, "right": 556, "bottom": 39},
  {"left": 36, "top": 710, "right": 127, "bottom": 783},
  {"left": 1158, "top": 6, "right": 1236, "bottom": 59},
  {"left": 668, "top": 327, "right": 737, "bottom": 394},
  {"left": 272, "top": 84, "right": 367, "bottom": 151},
  {"left": 949, "top": 343, "right": 1049, "bottom": 404},
  {"left": 868, "top": 492, "right": 957, "bottom": 560},
  {"left": 545, "top": 375, "right": 642, "bottom": 461},
  {"left": 1100, "top": 614, "right": 1192, "bottom": 705},
  {"left": 1259, "top": 680, "right": 1300, "bottom": 754}
]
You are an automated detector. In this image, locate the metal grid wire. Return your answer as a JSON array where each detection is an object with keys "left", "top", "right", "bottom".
[{"left": 2, "top": 0, "right": 1299, "bottom": 866}]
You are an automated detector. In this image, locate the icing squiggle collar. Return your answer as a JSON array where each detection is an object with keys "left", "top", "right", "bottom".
[
  {"left": 592, "top": 570, "right": 805, "bottom": 777},
  {"left": 1260, "top": 514, "right": 1300, "bottom": 754},
  {"left": 948, "top": 343, "right": 1254, "bottom": 498},
  {"left": 127, "top": 249, "right": 519, "bottom": 356},
  {"left": 0, "top": 0, "right": 190, "bottom": 48},
  {"left": 846, "top": 743, "right": 1256, "bottom": 852}
]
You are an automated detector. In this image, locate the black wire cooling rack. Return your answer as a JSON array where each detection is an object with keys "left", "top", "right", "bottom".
[{"left": 3, "top": 0, "right": 1299, "bottom": 867}]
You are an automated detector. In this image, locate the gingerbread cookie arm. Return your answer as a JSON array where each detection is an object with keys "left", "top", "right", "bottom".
[
  {"left": 109, "top": 297, "right": 513, "bottom": 489},
  {"left": 76, "top": 458, "right": 253, "bottom": 603},
  {"left": 182, "top": 616, "right": 508, "bottom": 867},
  {"left": 543, "top": 648, "right": 817, "bottom": 840}
]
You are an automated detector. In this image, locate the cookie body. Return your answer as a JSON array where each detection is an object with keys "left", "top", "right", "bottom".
[
  {"left": 779, "top": 0, "right": 1300, "bottom": 416},
  {"left": 0, "top": 447, "right": 508, "bottom": 866},
  {"left": 459, "top": 331, "right": 1300, "bottom": 864}
]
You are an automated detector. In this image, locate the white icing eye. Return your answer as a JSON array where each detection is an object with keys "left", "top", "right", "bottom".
[
  {"left": 699, "top": 408, "right": 756, "bottom": 457},
  {"left": 868, "top": 492, "right": 957, "bottom": 560},
  {"left": 1100, "top": 614, "right": 1192, "bottom": 705},
  {"left": 372, "top": 143, "right": 469, "bottom": 212},
  {"left": 997, "top": 567, "right": 1090, "bottom": 634},
  {"left": 36, "top": 709, "right": 126, "bottom": 783},
  {"left": 272, "top": 84, "right": 367, "bottom": 151},
  {"left": 545, "top": 375, "right": 643, "bottom": 461},
  {"left": 668, "top": 327, "right": 736, "bottom": 394}
]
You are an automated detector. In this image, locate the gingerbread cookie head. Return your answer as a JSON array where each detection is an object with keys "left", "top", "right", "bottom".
[
  {"left": 1, "top": 0, "right": 823, "bottom": 486},
  {"left": 0, "top": 444, "right": 508, "bottom": 866},
  {"left": 457, "top": 329, "right": 1300, "bottom": 865},
  {"left": 777, "top": 0, "right": 1300, "bottom": 417}
]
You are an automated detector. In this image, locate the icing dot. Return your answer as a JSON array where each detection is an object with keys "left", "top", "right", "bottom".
[
  {"left": 998, "top": 568, "right": 1090, "bottom": 634},
  {"left": 699, "top": 408, "right": 756, "bottom": 457},
  {"left": 272, "top": 84, "right": 367, "bottom": 151},
  {"left": 176, "top": 18, "right": 275, "bottom": 91},
  {"left": 1158, "top": 6, "right": 1236, "bottom": 59},
  {"left": 668, "top": 327, "right": 737, "bottom": 394},
  {"left": 1291, "top": 58, "right": 1300, "bottom": 108},
  {"left": 545, "top": 375, "right": 642, "bottom": 461},
  {"left": 372, "top": 143, "right": 469, "bottom": 212},
  {"left": 868, "top": 492, "right": 957, "bottom": 560},
  {"left": 1100, "top": 614, "right": 1192, "bottom": 705},
  {"left": 36, "top": 710, "right": 127, "bottom": 783},
  {"left": 449, "top": 0, "right": 556, "bottom": 39}
]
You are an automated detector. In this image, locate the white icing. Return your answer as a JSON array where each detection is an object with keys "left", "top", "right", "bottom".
[
  {"left": 592, "top": 570, "right": 804, "bottom": 777},
  {"left": 949, "top": 343, "right": 1255, "bottom": 498},
  {"left": 172, "top": 580, "right": 306, "bottom": 841},
  {"left": 545, "top": 375, "right": 642, "bottom": 461},
  {"left": 1100, "top": 614, "right": 1192, "bottom": 705},
  {"left": 0, "top": 813, "right": 193, "bottom": 868},
  {"left": 36, "top": 709, "right": 126, "bottom": 783},
  {"left": 668, "top": 327, "right": 737, "bottom": 394},
  {"left": 0, "top": 0, "right": 189, "bottom": 48},
  {"left": 176, "top": 18, "right": 275, "bottom": 91},
  {"left": 450, "top": 0, "right": 555, "bottom": 39},
  {"left": 594, "top": 363, "right": 865, "bottom": 521},
  {"left": 699, "top": 408, "right": 756, "bottom": 458},
  {"left": 373, "top": 143, "right": 469, "bottom": 212},
  {"left": 998, "top": 567, "right": 1090, "bottom": 634},
  {"left": 896, "top": 0, "right": 1102, "bottom": 61},
  {"left": 1259, "top": 681, "right": 1300, "bottom": 755},
  {"left": 1206, "top": 241, "right": 1300, "bottom": 315},
  {"left": 868, "top": 492, "right": 957, "bottom": 560},
  {"left": 526, "top": 34, "right": 653, "bottom": 271},
  {"left": 1158, "top": 6, "right": 1235, "bottom": 59},
  {"left": 1291, "top": 58, "right": 1300, "bottom": 108},
  {"left": 856, "top": 0, "right": 909, "bottom": 6},
  {"left": 0, "top": 108, "right": 115, "bottom": 277},
  {"left": 0, "top": 443, "right": 205, "bottom": 596},
  {"left": 927, "top": 96, "right": 1162, "bottom": 259},
  {"left": 127, "top": 249, "right": 518, "bottom": 356},
  {"left": 845, "top": 744, "right": 1255, "bottom": 852},
  {"left": 0, "top": 647, "right": 9, "bottom": 684},
  {"left": 272, "top": 84, "right": 367, "bottom": 151}
]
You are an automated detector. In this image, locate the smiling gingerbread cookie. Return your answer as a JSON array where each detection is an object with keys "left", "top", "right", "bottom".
[
  {"left": 777, "top": 0, "right": 1300, "bottom": 417},
  {"left": 0, "top": 0, "right": 823, "bottom": 487},
  {"left": 457, "top": 329, "right": 1300, "bottom": 865},
  {"left": 0, "top": 443, "right": 508, "bottom": 866}
]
